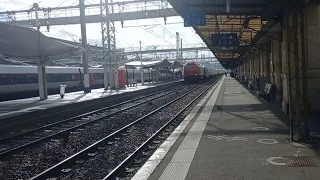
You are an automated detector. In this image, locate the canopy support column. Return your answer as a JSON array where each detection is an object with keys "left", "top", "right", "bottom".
[
  {"left": 104, "top": 64, "right": 108, "bottom": 90},
  {"left": 80, "top": 0, "right": 91, "bottom": 93},
  {"left": 114, "top": 65, "right": 119, "bottom": 89},
  {"left": 108, "top": 66, "right": 113, "bottom": 89},
  {"left": 37, "top": 59, "right": 48, "bottom": 100},
  {"left": 139, "top": 41, "right": 144, "bottom": 85}
]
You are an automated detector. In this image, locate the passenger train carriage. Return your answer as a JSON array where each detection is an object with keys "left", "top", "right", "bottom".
[
  {"left": 0, "top": 65, "right": 157, "bottom": 100},
  {"left": 183, "top": 62, "right": 219, "bottom": 82}
]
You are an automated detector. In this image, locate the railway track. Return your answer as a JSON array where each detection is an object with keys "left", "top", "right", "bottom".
[
  {"left": 0, "top": 81, "right": 212, "bottom": 179},
  {"left": 0, "top": 84, "right": 189, "bottom": 156},
  {"left": 111, "top": 77, "right": 221, "bottom": 180},
  {"left": 0, "top": 81, "right": 182, "bottom": 138},
  {"left": 21, "top": 76, "right": 221, "bottom": 180}
]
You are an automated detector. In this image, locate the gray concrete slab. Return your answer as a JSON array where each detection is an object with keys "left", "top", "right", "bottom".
[
  {"left": 186, "top": 77, "right": 320, "bottom": 180},
  {"left": 0, "top": 82, "right": 174, "bottom": 119},
  {"left": 145, "top": 77, "right": 225, "bottom": 180}
]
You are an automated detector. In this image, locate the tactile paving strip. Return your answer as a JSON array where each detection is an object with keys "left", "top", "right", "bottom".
[{"left": 282, "top": 156, "right": 320, "bottom": 167}]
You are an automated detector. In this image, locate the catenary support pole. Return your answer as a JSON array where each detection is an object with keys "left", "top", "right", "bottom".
[
  {"left": 140, "top": 41, "right": 144, "bottom": 85},
  {"left": 80, "top": 0, "right": 91, "bottom": 93},
  {"left": 37, "top": 59, "right": 48, "bottom": 100},
  {"left": 34, "top": 3, "right": 48, "bottom": 100},
  {"left": 176, "top": 32, "right": 180, "bottom": 61},
  {"left": 180, "top": 38, "right": 183, "bottom": 64},
  {"left": 104, "top": 64, "right": 108, "bottom": 89}
]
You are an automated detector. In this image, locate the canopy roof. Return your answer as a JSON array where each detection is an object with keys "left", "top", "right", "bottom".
[
  {"left": 125, "top": 60, "right": 161, "bottom": 67},
  {"left": 168, "top": 0, "right": 292, "bottom": 69},
  {"left": 171, "top": 61, "right": 183, "bottom": 68},
  {"left": 125, "top": 59, "right": 183, "bottom": 69},
  {"left": 0, "top": 23, "right": 83, "bottom": 59}
]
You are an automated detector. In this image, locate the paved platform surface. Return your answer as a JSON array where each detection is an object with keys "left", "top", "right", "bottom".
[
  {"left": 0, "top": 82, "right": 170, "bottom": 119},
  {"left": 133, "top": 76, "right": 320, "bottom": 180}
]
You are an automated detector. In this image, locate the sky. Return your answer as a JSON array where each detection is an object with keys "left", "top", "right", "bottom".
[{"left": 0, "top": 0, "right": 207, "bottom": 51}]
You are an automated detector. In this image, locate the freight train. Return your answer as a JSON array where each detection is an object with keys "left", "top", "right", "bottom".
[
  {"left": 183, "top": 62, "right": 222, "bottom": 82},
  {"left": 0, "top": 65, "right": 158, "bottom": 101}
]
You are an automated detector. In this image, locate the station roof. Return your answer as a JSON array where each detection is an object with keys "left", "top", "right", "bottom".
[
  {"left": 168, "top": 0, "right": 289, "bottom": 69},
  {"left": 0, "top": 23, "right": 83, "bottom": 59},
  {"left": 125, "top": 59, "right": 183, "bottom": 69},
  {"left": 125, "top": 60, "right": 161, "bottom": 67}
]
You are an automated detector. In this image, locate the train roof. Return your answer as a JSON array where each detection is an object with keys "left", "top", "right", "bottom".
[
  {"left": 0, "top": 65, "right": 102, "bottom": 69},
  {"left": 184, "top": 62, "right": 209, "bottom": 68},
  {"left": 0, "top": 65, "right": 157, "bottom": 74},
  {"left": 0, "top": 65, "right": 104, "bottom": 74}
]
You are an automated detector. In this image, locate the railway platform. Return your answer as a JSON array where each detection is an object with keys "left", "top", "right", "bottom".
[
  {"left": 133, "top": 76, "right": 320, "bottom": 180},
  {"left": 0, "top": 81, "right": 178, "bottom": 120}
]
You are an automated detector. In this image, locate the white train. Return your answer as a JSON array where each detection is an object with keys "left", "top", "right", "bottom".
[{"left": 0, "top": 65, "right": 157, "bottom": 100}]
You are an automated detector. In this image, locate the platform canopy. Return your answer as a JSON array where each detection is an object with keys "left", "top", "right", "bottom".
[
  {"left": 0, "top": 23, "right": 83, "bottom": 59},
  {"left": 125, "top": 60, "right": 162, "bottom": 67},
  {"left": 167, "top": 0, "right": 303, "bottom": 69},
  {"left": 171, "top": 61, "right": 183, "bottom": 69},
  {"left": 125, "top": 59, "right": 183, "bottom": 69},
  {"left": 143, "top": 59, "right": 175, "bottom": 69}
]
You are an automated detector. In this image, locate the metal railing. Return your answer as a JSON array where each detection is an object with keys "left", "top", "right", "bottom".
[{"left": 0, "top": 0, "right": 173, "bottom": 23}]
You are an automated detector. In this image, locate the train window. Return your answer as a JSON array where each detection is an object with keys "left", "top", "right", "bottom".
[
  {"left": 0, "top": 74, "right": 8, "bottom": 85},
  {"left": 0, "top": 74, "right": 38, "bottom": 85},
  {"left": 46, "top": 74, "right": 75, "bottom": 82},
  {"left": 93, "top": 73, "right": 104, "bottom": 80},
  {"left": 26, "top": 75, "right": 38, "bottom": 83},
  {"left": 74, "top": 74, "right": 81, "bottom": 81},
  {"left": 0, "top": 73, "right": 81, "bottom": 85},
  {"left": 185, "top": 64, "right": 196, "bottom": 68}
]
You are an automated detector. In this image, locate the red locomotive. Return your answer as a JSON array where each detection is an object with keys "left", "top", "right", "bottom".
[{"left": 183, "top": 62, "right": 218, "bottom": 82}]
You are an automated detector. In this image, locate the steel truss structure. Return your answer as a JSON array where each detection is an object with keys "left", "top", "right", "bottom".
[
  {"left": 285, "top": 0, "right": 309, "bottom": 141},
  {"left": 100, "top": 0, "right": 117, "bottom": 89}
]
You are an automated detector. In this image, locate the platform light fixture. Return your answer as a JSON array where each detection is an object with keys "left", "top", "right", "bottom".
[{"left": 226, "top": 0, "right": 231, "bottom": 13}]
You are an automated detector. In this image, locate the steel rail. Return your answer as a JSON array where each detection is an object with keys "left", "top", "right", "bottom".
[
  {"left": 103, "top": 77, "right": 221, "bottom": 179},
  {"left": 0, "top": 84, "right": 186, "bottom": 158},
  {"left": 29, "top": 78, "right": 220, "bottom": 180},
  {"left": 0, "top": 81, "right": 181, "bottom": 134},
  {"left": 0, "top": 85, "right": 181, "bottom": 143}
]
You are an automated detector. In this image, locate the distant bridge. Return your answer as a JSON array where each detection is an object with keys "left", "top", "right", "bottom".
[
  {"left": 52, "top": 37, "right": 211, "bottom": 55},
  {"left": 0, "top": 0, "right": 177, "bottom": 27},
  {"left": 3, "top": 9, "right": 177, "bottom": 27}
]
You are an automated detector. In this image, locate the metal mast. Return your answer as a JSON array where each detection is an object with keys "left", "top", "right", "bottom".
[
  {"left": 80, "top": 0, "right": 91, "bottom": 93},
  {"left": 100, "top": 0, "right": 117, "bottom": 89},
  {"left": 33, "top": 3, "right": 48, "bottom": 100},
  {"left": 176, "top": 32, "right": 180, "bottom": 61},
  {"left": 139, "top": 41, "right": 144, "bottom": 85}
]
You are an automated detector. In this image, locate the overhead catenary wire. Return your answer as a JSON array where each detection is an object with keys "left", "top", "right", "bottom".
[
  {"left": 34, "top": 1, "right": 200, "bottom": 61},
  {"left": 0, "top": 0, "right": 29, "bottom": 7},
  {"left": 39, "top": 0, "right": 83, "bottom": 43},
  {"left": 55, "top": 0, "right": 70, "bottom": 7}
]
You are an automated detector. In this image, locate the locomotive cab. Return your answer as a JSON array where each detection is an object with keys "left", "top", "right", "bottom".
[
  {"left": 183, "top": 62, "right": 200, "bottom": 83},
  {"left": 183, "top": 61, "right": 218, "bottom": 83}
]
